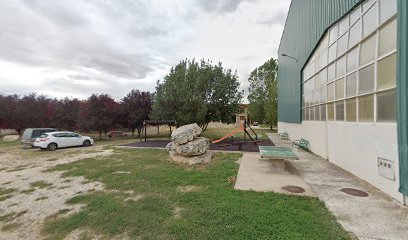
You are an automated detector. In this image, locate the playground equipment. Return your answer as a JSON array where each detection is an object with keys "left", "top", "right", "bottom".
[{"left": 212, "top": 119, "right": 260, "bottom": 148}]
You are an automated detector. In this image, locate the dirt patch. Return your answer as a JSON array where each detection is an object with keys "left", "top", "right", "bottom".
[
  {"left": 176, "top": 185, "right": 203, "bottom": 192},
  {"left": 173, "top": 207, "right": 184, "bottom": 219},
  {"left": 124, "top": 194, "right": 143, "bottom": 203},
  {"left": 0, "top": 144, "right": 114, "bottom": 240}
]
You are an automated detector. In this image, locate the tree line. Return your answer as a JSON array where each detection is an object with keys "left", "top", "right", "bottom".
[
  {"left": 247, "top": 57, "right": 278, "bottom": 129},
  {"left": 0, "top": 90, "right": 152, "bottom": 140},
  {"left": 0, "top": 59, "right": 245, "bottom": 138}
]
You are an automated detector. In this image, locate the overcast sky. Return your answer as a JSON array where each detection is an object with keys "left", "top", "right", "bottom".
[{"left": 0, "top": 0, "right": 290, "bottom": 100}]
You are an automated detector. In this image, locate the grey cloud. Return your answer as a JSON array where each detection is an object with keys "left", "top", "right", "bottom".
[
  {"left": 197, "top": 0, "right": 258, "bottom": 13},
  {"left": 0, "top": 0, "right": 190, "bottom": 86},
  {"left": 0, "top": 0, "right": 289, "bottom": 101},
  {"left": 256, "top": 10, "right": 287, "bottom": 26}
]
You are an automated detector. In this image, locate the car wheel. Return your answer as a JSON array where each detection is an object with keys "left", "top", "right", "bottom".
[
  {"left": 83, "top": 140, "right": 91, "bottom": 147},
  {"left": 47, "top": 143, "right": 58, "bottom": 151}
]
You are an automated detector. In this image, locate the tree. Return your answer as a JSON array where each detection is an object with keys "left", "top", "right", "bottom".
[
  {"left": 13, "top": 93, "right": 53, "bottom": 133},
  {"left": 50, "top": 98, "right": 81, "bottom": 131},
  {"left": 79, "top": 94, "right": 119, "bottom": 140},
  {"left": 247, "top": 58, "right": 278, "bottom": 129},
  {"left": 150, "top": 59, "right": 243, "bottom": 131},
  {"left": 0, "top": 94, "right": 19, "bottom": 129},
  {"left": 120, "top": 90, "right": 152, "bottom": 137}
]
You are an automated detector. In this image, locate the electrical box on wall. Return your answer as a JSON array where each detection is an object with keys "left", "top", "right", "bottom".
[{"left": 378, "top": 158, "right": 395, "bottom": 180}]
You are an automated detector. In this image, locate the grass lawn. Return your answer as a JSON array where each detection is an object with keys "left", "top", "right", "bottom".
[{"left": 43, "top": 147, "right": 349, "bottom": 240}]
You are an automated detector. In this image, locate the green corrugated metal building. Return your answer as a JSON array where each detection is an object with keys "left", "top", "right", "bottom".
[{"left": 277, "top": 0, "right": 407, "bottom": 204}]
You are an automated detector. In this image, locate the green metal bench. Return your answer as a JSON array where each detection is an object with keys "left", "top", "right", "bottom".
[
  {"left": 278, "top": 132, "right": 289, "bottom": 140},
  {"left": 259, "top": 146, "right": 299, "bottom": 160},
  {"left": 292, "top": 138, "right": 309, "bottom": 151}
]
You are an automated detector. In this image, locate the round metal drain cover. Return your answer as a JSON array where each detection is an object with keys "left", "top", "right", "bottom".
[
  {"left": 282, "top": 185, "right": 305, "bottom": 193},
  {"left": 340, "top": 188, "right": 369, "bottom": 197}
]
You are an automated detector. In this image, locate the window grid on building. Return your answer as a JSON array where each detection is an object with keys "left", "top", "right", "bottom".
[{"left": 301, "top": 0, "right": 397, "bottom": 123}]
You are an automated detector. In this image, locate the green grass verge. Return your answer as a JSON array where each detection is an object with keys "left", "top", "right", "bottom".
[
  {"left": 0, "top": 187, "right": 16, "bottom": 202},
  {"left": 43, "top": 148, "right": 349, "bottom": 240}
]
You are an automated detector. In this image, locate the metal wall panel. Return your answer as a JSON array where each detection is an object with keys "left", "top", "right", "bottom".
[
  {"left": 278, "top": 0, "right": 360, "bottom": 123},
  {"left": 397, "top": 0, "right": 408, "bottom": 196}
]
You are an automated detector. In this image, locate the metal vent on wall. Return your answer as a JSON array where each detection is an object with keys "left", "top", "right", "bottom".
[{"left": 378, "top": 158, "right": 395, "bottom": 180}]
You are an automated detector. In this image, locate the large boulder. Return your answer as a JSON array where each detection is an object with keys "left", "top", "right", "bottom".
[
  {"left": 171, "top": 123, "right": 202, "bottom": 145},
  {"left": 3, "top": 135, "right": 19, "bottom": 142},
  {"left": 168, "top": 150, "right": 213, "bottom": 165},
  {"left": 168, "top": 137, "right": 209, "bottom": 157}
]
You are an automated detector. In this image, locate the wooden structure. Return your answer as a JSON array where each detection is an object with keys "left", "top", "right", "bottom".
[{"left": 142, "top": 120, "right": 177, "bottom": 141}]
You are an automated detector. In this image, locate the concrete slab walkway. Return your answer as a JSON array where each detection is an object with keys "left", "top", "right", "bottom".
[
  {"left": 267, "top": 133, "right": 408, "bottom": 240},
  {"left": 234, "top": 152, "right": 315, "bottom": 197}
]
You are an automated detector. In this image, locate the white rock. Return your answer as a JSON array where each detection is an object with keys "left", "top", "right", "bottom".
[
  {"left": 171, "top": 123, "right": 202, "bottom": 145},
  {"left": 173, "top": 137, "right": 209, "bottom": 157},
  {"left": 168, "top": 150, "right": 213, "bottom": 165},
  {"left": 3, "top": 135, "right": 19, "bottom": 142}
]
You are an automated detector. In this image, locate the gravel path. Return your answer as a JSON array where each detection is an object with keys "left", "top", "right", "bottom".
[{"left": 0, "top": 144, "right": 113, "bottom": 240}]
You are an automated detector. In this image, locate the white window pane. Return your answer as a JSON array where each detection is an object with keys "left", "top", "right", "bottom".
[
  {"left": 306, "top": 93, "right": 311, "bottom": 107},
  {"left": 347, "top": 47, "right": 358, "bottom": 73},
  {"left": 346, "top": 98, "right": 357, "bottom": 122},
  {"left": 314, "top": 73, "right": 320, "bottom": 88},
  {"left": 363, "top": 0, "right": 375, "bottom": 12},
  {"left": 328, "top": 103, "right": 334, "bottom": 121},
  {"left": 337, "top": 32, "right": 348, "bottom": 56},
  {"left": 335, "top": 78, "right": 345, "bottom": 100},
  {"left": 320, "top": 86, "right": 327, "bottom": 103},
  {"left": 305, "top": 108, "right": 309, "bottom": 120},
  {"left": 339, "top": 17, "right": 349, "bottom": 36},
  {"left": 346, "top": 72, "right": 357, "bottom": 97},
  {"left": 329, "top": 24, "right": 338, "bottom": 44},
  {"left": 379, "top": 18, "right": 397, "bottom": 56},
  {"left": 349, "top": 20, "right": 361, "bottom": 48},
  {"left": 377, "top": 53, "right": 397, "bottom": 90},
  {"left": 377, "top": 90, "right": 396, "bottom": 122},
  {"left": 359, "top": 64, "right": 375, "bottom": 94},
  {"left": 328, "top": 82, "right": 335, "bottom": 101},
  {"left": 321, "top": 33, "right": 329, "bottom": 50},
  {"left": 321, "top": 105, "right": 326, "bottom": 121},
  {"left": 358, "top": 94, "right": 374, "bottom": 122},
  {"left": 314, "top": 106, "right": 320, "bottom": 121},
  {"left": 336, "top": 56, "right": 346, "bottom": 78},
  {"left": 310, "top": 106, "right": 315, "bottom": 120},
  {"left": 380, "top": 0, "right": 397, "bottom": 24},
  {"left": 316, "top": 56, "right": 321, "bottom": 72},
  {"left": 328, "top": 42, "right": 337, "bottom": 63},
  {"left": 336, "top": 101, "right": 345, "bottom": 121},
  {"left": 320, "top": 68, "right": 327, "bottom": 85},
  {"left": 360, "top": 34, "right": 376, "bottom": 65},
  {"left": 363, "top": 3, "right": 378, "bottom": 37},
  {"left": 310, "top": 61, "right": 316, "bottom": 76},
  {"left": 302, "top": 108, "right": 306, "bottom": 121},
  {"left": 328, "top": 63, "right": 336, "bottom": 82},
  {"left": 350, "top": 6, "right": 361, "bottom": 24},
  {"left": 313, "top": 90, "right": 320, "bottom": 105},
  {"left": 321, "top": 49, "right": 328, "bottom": 67}
]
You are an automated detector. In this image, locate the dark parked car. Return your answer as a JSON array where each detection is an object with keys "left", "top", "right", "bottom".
[{"left": 21, "top": 128, "right": 57, "bottom": 147}]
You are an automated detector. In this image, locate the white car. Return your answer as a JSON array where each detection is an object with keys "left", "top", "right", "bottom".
[{"left": 33, "top": 131, "right": 94, "bottom": 151}]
